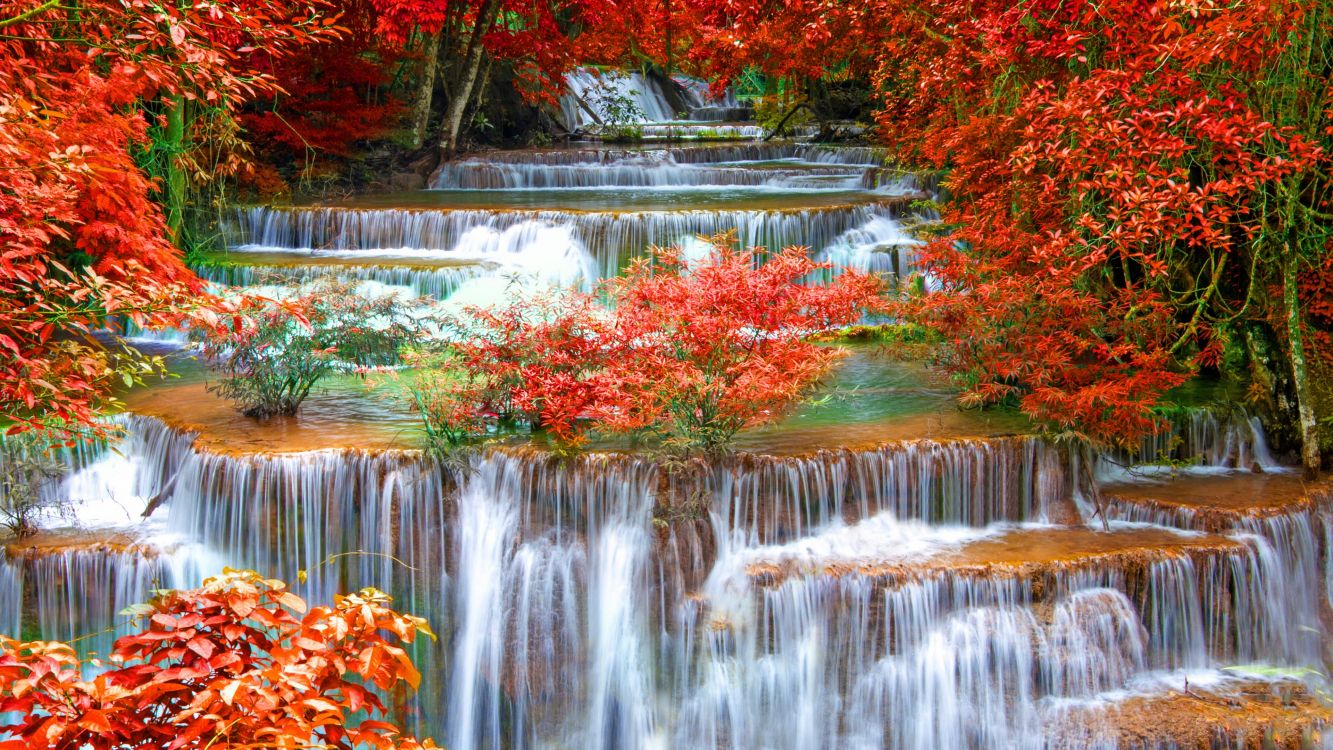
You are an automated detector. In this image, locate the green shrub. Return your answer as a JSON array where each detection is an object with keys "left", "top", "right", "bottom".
[
  {"left": 197, "top": 280, "right": 423, "bottom": 418},
  {"left": 0, "top": 432, "right": 67, "bottom": 539}
]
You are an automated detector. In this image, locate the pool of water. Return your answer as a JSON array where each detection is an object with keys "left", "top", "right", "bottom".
[{"left": 120, "top": 345, "right": 1027, "bottom": 456}]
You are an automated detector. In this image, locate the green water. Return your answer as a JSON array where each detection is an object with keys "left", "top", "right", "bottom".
[{"left": 124, "top": 344, "right": 1028, "bottom": 455}]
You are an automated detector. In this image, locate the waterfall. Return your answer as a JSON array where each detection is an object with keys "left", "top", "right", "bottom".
[
  {"left": 561, "top": 69, "right": 682, "bottom": 130},
  {"left": 433, "top": 158, "right": 867, "bottom": 190},
  {"left": 161, "top": 448, "right": 448, "bottom": 604},
  {"left": 558, "top": 68, "right": 758, "bottom": 132},
  {"left": 4, "top": 407, "right": 1327, "bottom": 746},
  {"left": 224, "top": 209, "right": 602, "bottom": 287},
  {"left": 710, "top": 437, "right": 1069, "bottom": 542},
  {"left": 424, "top": 144, "right": 812, "bottom": 167},
  {"left": 196, "top": 261, "right": 486, "bottom": 300},
  {"left": 1, "top": 544, "right": 216, "bottom": 660},
  {"left": 672, "top": 74, "right": 748, "bottom": 121},
  {"left": 675, "top": 533, "right": 1295, "bottom": 750},
  {"left": 818, "top": 215, "right": 922, "bottom": 280},
  {"left": 0, "top": 560, "right": 20, "bottom": 638},
  {"left": 1103, "top": 406, "right": 1283, "bottom": 473},
  {"left": 14, "top": 115, "right": 1332, "bottom": 748},
  {"left": 225, "top": 202, "right": 913, "bottom": 282},
  {"left": 447, "top": 474, "right": 519, "bottom": 750}
]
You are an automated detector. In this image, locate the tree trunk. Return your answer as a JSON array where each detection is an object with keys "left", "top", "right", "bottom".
[
  {"left": 468, "top": 52, "right": 494, "bottom": 117},
  {"left": 439, "top": 0, "right": 501, "bottom": 154},
  {"left": 1283, "top": 247, "right": 1322, "bottom": 478},
  {"left": 409, "top": 32, "right": 442, "bottom": 149},
  {"left": 163, "top": 94, "right": 187, "bottom": 242},
  {"left": 764, "top": 101, "right": 811, "bottom": 141}
]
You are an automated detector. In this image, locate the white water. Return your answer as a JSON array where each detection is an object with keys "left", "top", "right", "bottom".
[
  {"left": 6, "top": 415, "right": 1324, "bottom": 747},
  {"left": 230, "top": 218, "right": 599, "bottom": 290},
  {"left": 9, "top": 128, "right": 1329, "bottom": 748},
  {"left": 198, "top": 261, "right": 487, "bottom": 300},
  {"left": 561, "top": 69, "right": 683, "bottom": 130},
  {"left": 448, "top": 476, "right": 519, "bottom": 750},
  {"left": 1100, "top": 407, "right": 1283, "bottom": 477},
  {"left": 225, "top": 203, "right": 920, "bottom": 283}
]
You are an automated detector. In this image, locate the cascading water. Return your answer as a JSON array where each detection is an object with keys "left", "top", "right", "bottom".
[
  {"left": 433, "top": 157, "right": 869, "bottom": 190},
  {"left": 196, "top": 260, "right": 486, "bottom": 300},
  {"left": 10, "top": 122, "right": 1332, "bottom": 749},
  {"left": 17, "top": 546, "right": 211, "bottom": 658},
  {"left": 558, "top": 68, "right": 756, "bottom": 135},
  {"left": 560, "top": 69, "right": 684, "bottom": 130},
  {"left": 8, "top": 411, "right": 1325, "bottom": 747},
  {"left": 1101, "top": 406, "right": 1281, "bottom": 474},
  {"left": 0, "top": 561, "right": 20, "bottom": 637},
  {"left": 448, "top": 475, "right": 518, "bottom": 750},
  {"left": 225, "top": 202, "right": 917, "bottom": 283}
]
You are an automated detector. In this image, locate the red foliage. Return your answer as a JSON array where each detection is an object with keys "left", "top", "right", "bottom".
[
  {"left": 0, "top": 0, "right": 336, "bottom": 436},
  {"left": 595, "top": 242, "right": 887, "bottom": 446},
  {"left": 0, "top": 569, "right": 437, "bottom": 749},
  {"left": 364, "top": 0, "right": 687, "bottom": 108},
  {"left": 438, "top": 239, "right": 885, "bottom": 448},
  {"left": 880, "top": 0, "right": 1325, "bottom": 444},
  {"left": 241, "top": 0, "right": 406, "bottom": 173},
  {"left": 693, "top": 0, "right": 1332, "bottom": 446},
  {"left": 1300, "top": 251, "right": 1333, "bottom": 366},
  {"left": 450, "top": 291, "right": 614, "bottom": 442},
  {"left": 0, "top": 63, "right": 195, "bottom": 433},
  {"left": 688, "top": 0, "right": 881, "bottom": 89}
]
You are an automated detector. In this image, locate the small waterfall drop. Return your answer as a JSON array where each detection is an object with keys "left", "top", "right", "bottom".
[{"left": 12, "top": 114, "right": 1332, "bottom": 748}]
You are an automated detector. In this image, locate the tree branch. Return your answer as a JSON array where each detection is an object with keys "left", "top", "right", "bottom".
[{"left": 0, "top": 0, "right": 61, "bottom": 28}]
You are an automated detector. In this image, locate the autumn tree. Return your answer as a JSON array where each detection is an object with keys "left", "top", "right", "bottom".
[
  {"left": 0, "top": 0, "right": 337, "bottom": 438},
  {"left": 416, "top": 239, "right": 885, "bottom": 451},
  {"left": 367, "top": 0, "right": 688, "bottom": 152},
  {"left": 0, "top": 569, "right": 438, "bottom": 749},
  {"left": 597, "top": 241, "right": 885, "bottom": 449},
  {"left": 694, "top": 0, "right": 1333, "bottom": 471},
  {"left": 239, "top": 0, "right": 408, "bottom": 187},
  {"left": 872, "top": 0, "right": 1331, "bottom": 469}
]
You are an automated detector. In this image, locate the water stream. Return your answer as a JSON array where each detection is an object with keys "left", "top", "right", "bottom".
[{"left": 5, "top": 94, "right": 1331, "bottom": 748}]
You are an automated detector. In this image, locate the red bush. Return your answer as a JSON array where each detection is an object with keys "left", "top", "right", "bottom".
[
  {"left": 0, "top": 570, "right": 437, "bottom": 750},
  {"left": 426, "top": 239, "right": 886, "bottom": 450}
]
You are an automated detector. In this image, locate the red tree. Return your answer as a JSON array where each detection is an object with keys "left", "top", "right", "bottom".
[
  {"left": 240, "top": 0, "right": 408, "bottom": 185},
  {"left": 0, "top": 570, "right": 437, "bottom": 750},
  {"left": 0, "top": 0, "right": 337, "bottom": 437},
  {"left": 692, "top": 0, "right": 1333, "bottom": 459},
  {"left": 429, "top": 238, "right": 885, "bottom": 449}
]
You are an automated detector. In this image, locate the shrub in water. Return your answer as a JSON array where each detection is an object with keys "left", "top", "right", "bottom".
[
  {"left": 0, "top": 431, "right": 67, "bottom": 538},
  {"left": 197, "top": 280, "right": 423, "bottom": 418},
  {"left": 414, "top": 238, "right": 885, "bottom": 452}
]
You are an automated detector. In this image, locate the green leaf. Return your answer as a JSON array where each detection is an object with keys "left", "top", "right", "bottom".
[{"left": 118, "top": 603, "right": 156, "bottom": 617}]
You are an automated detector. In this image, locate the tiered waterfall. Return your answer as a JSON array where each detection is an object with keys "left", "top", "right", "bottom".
[{"left": 5, "top": 83, "right": 1331, "bottom": 749}]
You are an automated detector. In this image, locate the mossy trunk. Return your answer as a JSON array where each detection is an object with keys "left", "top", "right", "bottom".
[
  {"left": 1283, "top": 248, "right": 1322, "bottom": 478},
  {"left": 409, "top": 32, "right": 442, "bottom": 149},
  {"left": 163, "top": 94, "right": 187, "bottom": 242},
  {"left": 439, "top": 0, "right": 500, "bottom": 154}
]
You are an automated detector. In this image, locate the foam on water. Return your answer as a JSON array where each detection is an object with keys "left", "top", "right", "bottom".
[
  {"left": 11, "top": 130, "right": 1327, "bottom": 748},
  {"left": 231, "top": 219, "right": 599, "bottom": 290},
  {"left": 225, "top": 203, "right": 912, "bottom": 281},
  {"left": 3, "top": 408, "right": 1322, "bottom": 748}
]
